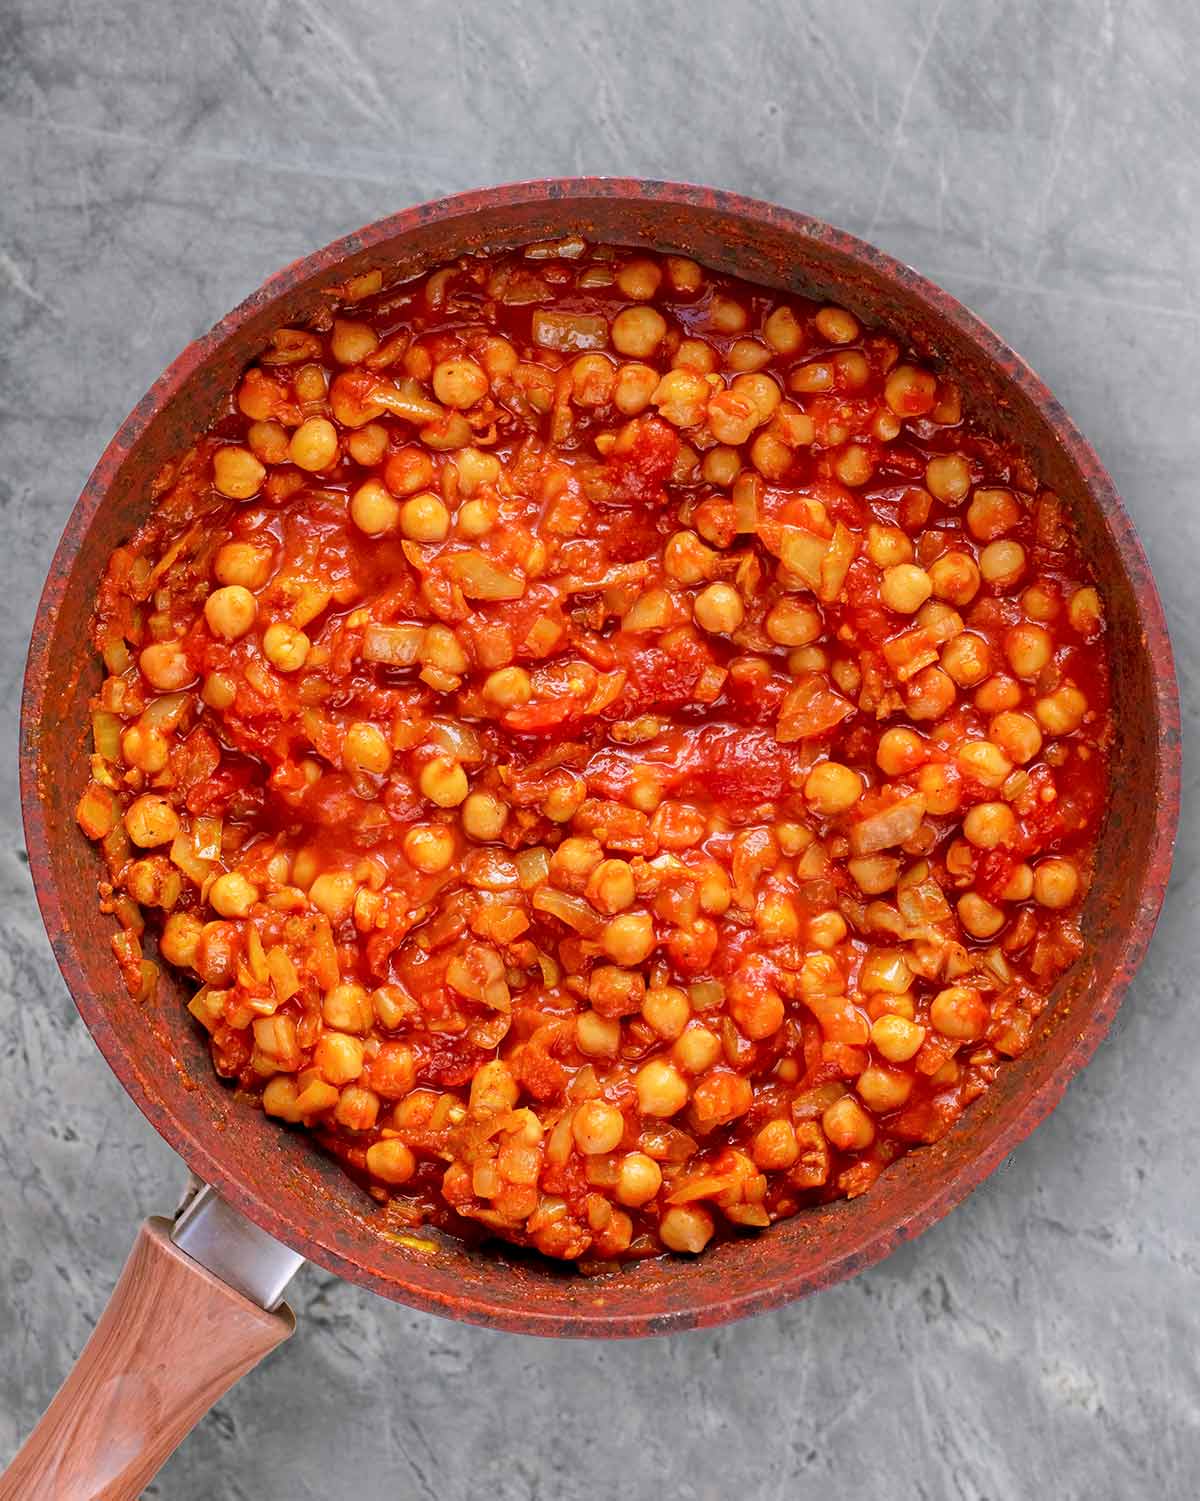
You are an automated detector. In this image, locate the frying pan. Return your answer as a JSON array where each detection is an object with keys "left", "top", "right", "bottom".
[{"left": 8, "top": 179, "right": 1180, "bottom": 1498}]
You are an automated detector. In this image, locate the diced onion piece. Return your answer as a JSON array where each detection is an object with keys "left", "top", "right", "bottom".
[
  {"left": 362, "top": 623, "right": 424, "bottom": 666},
  {"left": 266, "top": 945, "right": 300, "bottom": 1001},
  {"left": 849, "top": 794, "right": 928, "bottom": 856},
  {"left": 775, "top": 674, "right": 855, "bottom": 743},
  {"left": 532, "top": 310, "right": 609, "bottom": 352},
  {"left": 169, "top": 832, "right": 215, "bottom": 885},
  {"left": 369, "top": 378, "right": 444, "bottom": 424},
  {"left": 445, "top": 551, "right": 526, "bottom": 600},
  {"left": 779, "top": 526, "right": 830, "bottom": 590},
  {"left": 91, "top": 710, "right": 122, "bottom": 761},
  {"left": 516, "top": 848, "right": 551, "bottom": 890},
  {"left": 77, "top": 782, "right": 118, "bottom": 840},
  {"left": 818, "top": 522, "right": 858, "bottom": 603},
  {"left": 531, "top": 886, "right": 605, "bottom": 935}
]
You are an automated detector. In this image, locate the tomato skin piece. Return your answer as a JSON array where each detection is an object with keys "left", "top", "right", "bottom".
[{"left": 600, "top": 417, "right": 680, "bottom": 506}]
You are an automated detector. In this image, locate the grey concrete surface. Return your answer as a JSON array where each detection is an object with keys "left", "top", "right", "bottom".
[{"left": 1, "top": 1, "right": 1196, "bottom": 1496}]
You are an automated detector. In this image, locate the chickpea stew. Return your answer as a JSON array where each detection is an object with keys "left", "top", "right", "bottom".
[{"left": 78, "top": 239, "right": 1110, "bottom": 1266}]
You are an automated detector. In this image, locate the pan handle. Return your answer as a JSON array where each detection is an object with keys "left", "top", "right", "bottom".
[{"left": 0, "top": 1217, "right": 294, "bottom": 1500}]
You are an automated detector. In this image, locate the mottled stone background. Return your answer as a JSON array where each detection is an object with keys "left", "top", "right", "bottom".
[{"left": 1, "top": 1, "right": 1196, "bottom": 1496}]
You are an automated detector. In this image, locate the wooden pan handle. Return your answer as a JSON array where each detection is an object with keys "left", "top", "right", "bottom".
[{"left": 0, "top": 1217, "right": 294, "bottom": 1501}]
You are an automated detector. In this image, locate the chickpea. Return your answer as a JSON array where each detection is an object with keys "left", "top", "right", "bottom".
[
  {"left": 294, "top": 364, "right": 327, "bottom": 402},
  {"left": 884, "top": 363, "right": 937, "bottom": 416},
  {"left": 213, "top": 445, "right": 266, "bottom": 500},
  {"left": 751, "top": 430, "right": 793, "bottom": 479},
  {"left": 616, "top": 258, "right": 663, "bottom": 300},
  {"left": 822, "top": 1095, "right": 875, "bottom": 1151},
  {"left": 660, "top": 1205, "right": 714, "bottom": 1255},
  {"left": 709, "top": 295, "right": 748, "bottom": 333},
  {"left": 366, "top": 1139, "right": 416, "bottom": 1185},
  {"left": 140, "top": 641, "right": 193, "bottom": 692},
  {"left": 967, "top": 487, "right": 1020, "bottom": 540},
  {"left": 124, "top": 794, "right": 180, "bottom": 848},
  {"left": 289, "top": 416, "right": 339, "bottom": 471},
  {"left": 246, "top": 420, "right": 290, "bottom": 466},
  {"left": 400, "top": 491, "right": 450, "bottom": 543},
  {"left": 403, "top": 823, "right": 456, "bottom": 873},
  {"left": 804, "top": 761, "right": 862, "bottom": 816},
  {"left": 215, "top": 541, "right": 272, "bottom": 590},
  {"left": 957, "top": 740, "right": 1012, "bottom": 789},
  {"left": 209, "top": 870, "right": 260, "bottom": 919},
  {"left": 789, "top": 359, "right": 834, "bottom": 394},
  {"left": 866, "top": 525, "right": 913, "bottom": 568},
  {"left": 957, "top": 891, "right": 1006, "bottom": 939},
  {"left": 727, "top": 337, "right": 771, "bottom": 372},
  {"left": 616, "top": 1152, "right": 663, "bottom": 1206},
  {"left": 1022, "top": 582, "right": 1061, "bottom": 621},
  {"left": 480, "top": 666, "right": 531, "bottom": 705},
  {"left": 572, "top": 1100, "right": 625, "bottom": 1155},
  {"left": 975, "top": 674, "right": 1023, "bottom": 714},
  {"left": 880, "top": 563, "right": 933, "bottom": 614},
  {"left": 586, "top": 858, "right": 636, "bottom": 915},
  {"left": 930, "top": 986, "right": 988, "bottom": 1040},
  {"left": 663, "top": 530, "right": 717, "bottom": 585},
  {"left": 905, "top": 666, "right": 956, "bottom": 721},
  {"left": 871, "top": 1014, "right": 926, "bottom": 1063},
  {"left": 612, "top": 306, "right": 667, "bottom": 358},
  {"left": 693, "top": 582, "right": 744, "bottom": 634},
  {"left": 856, "top": 1065, "right": 914, "bottom": 1113},
  {"left": 1036, "top": 685, "right": 1088, "bottom": 735},
  {"left": 308, "top": 871, "right": 358, "bottom": 922},
  {"left": 323, "top": 982, "right": 373, "bottom": 1034},
  {"left": 706, "top": 390, "right": 758, "bottom": 446},
  {"left": 732, "top": 372, "right": 782, "bottom": 425},
  {"left": 763, "top": 304, "right": 805, "bottom": 354},
  {"left": 980, "top": 539, "right": 1026, "bottom": 588},
  {"left": 262, "top": 1078, "right": 301, "bottom": 1122},
  {"left": 925, "top": 453, "right": 971, "bottom": 504},
  {"left": 928, "top": 550, "right": 981, "bottom": 606},
  {"left": 642, "top": 985, "right": 691, "bottom": 1039},
  {"left": 384, "top": 446, "right": 436, "bottom": 497},
  {"left": 419, "top": 755, "right": 469, "bottom": 808},
  {"left": 1001, "top": 863, "right": 1035, "bottom": 901},
  {"left": 634, "top": 1058, "right": 689, "bottom": 1117},
  {"left": 752, "top": 1118, "right": 800, "bottom": 1171},
  {"left": 834, "top": 445, "right": 873, "bottom": 487},
  {"left": 614, "top": 362, "right": 660, "bottom": 415},
  {"left": 160, "top": 911, "right": 202, "bottom": 969},
  {"left": 876, "top": 726, "right": 924, "bottom": 777},
  {"left": 1033, "top": 857, "right": 1080, "bottom": 909},
  {"left": 460, "top": 790, "right": 508, "bottom": 842},
  {"left": 989, "top": 710, "right": 1042, "bottom": 765},
  {"left": 316, "top": 1031, "right": 365, "bottom": 1086},
  {"left": 810, "top": 305, "right": 858, "bottom": 345},
  {"left": 765, "top": 598, "right": 822, "bottom": 646},
  {"left": 672, "top": 1026, "right": 722, "bottom": 1074},
  {"left": 809, "top": 909, "right": 848, "bottom": 949},
  {"left": 1005, "top": 623, "right": 1053, "bottom": 678},
  {"left": 121, "top": 721, "right": 169, "bottom": 774},
  {"left": 963, "top": 801, "right": 1017, "bottom": 849},
  {"left": 1068, "top": 586, "right": 1103, "bottom": 636},
  {"left": 693, "top": 447, "right": 741, "bottom": 489},
  {"left": 346, "top": 423, "right": 388, "bottom": 466},
  {"left": 262, "top": 622, "right": 310, "bottom": 673},
  {"left": 343, "top": 720, "right": 392, "bottom": 776},
  {"left": 204, "top": 585, "right": 257, "bottom": 641},
  {"left": 941, "top": 633, "right": 991, "bottom": 688},
  {"left": 202, "top": 672, "right": 237, "bottom": 710},
  {"left": 664, "top": 257, "right": 703, "bottom": 294},
  {"left": 576, "top": 1010, "right": 621, "bottom": 1057},
  {"left": 350, "top": 478, "right": 401, "bottom": 536},
  {"left": 331, "top": 318, "right": 379, "bottom": 365},
  {"left": 602, "top": 910, "right": 656, "bottom": 966},
  {"left": 432, "top": 358, "right": 488, "bottom": 410}
]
